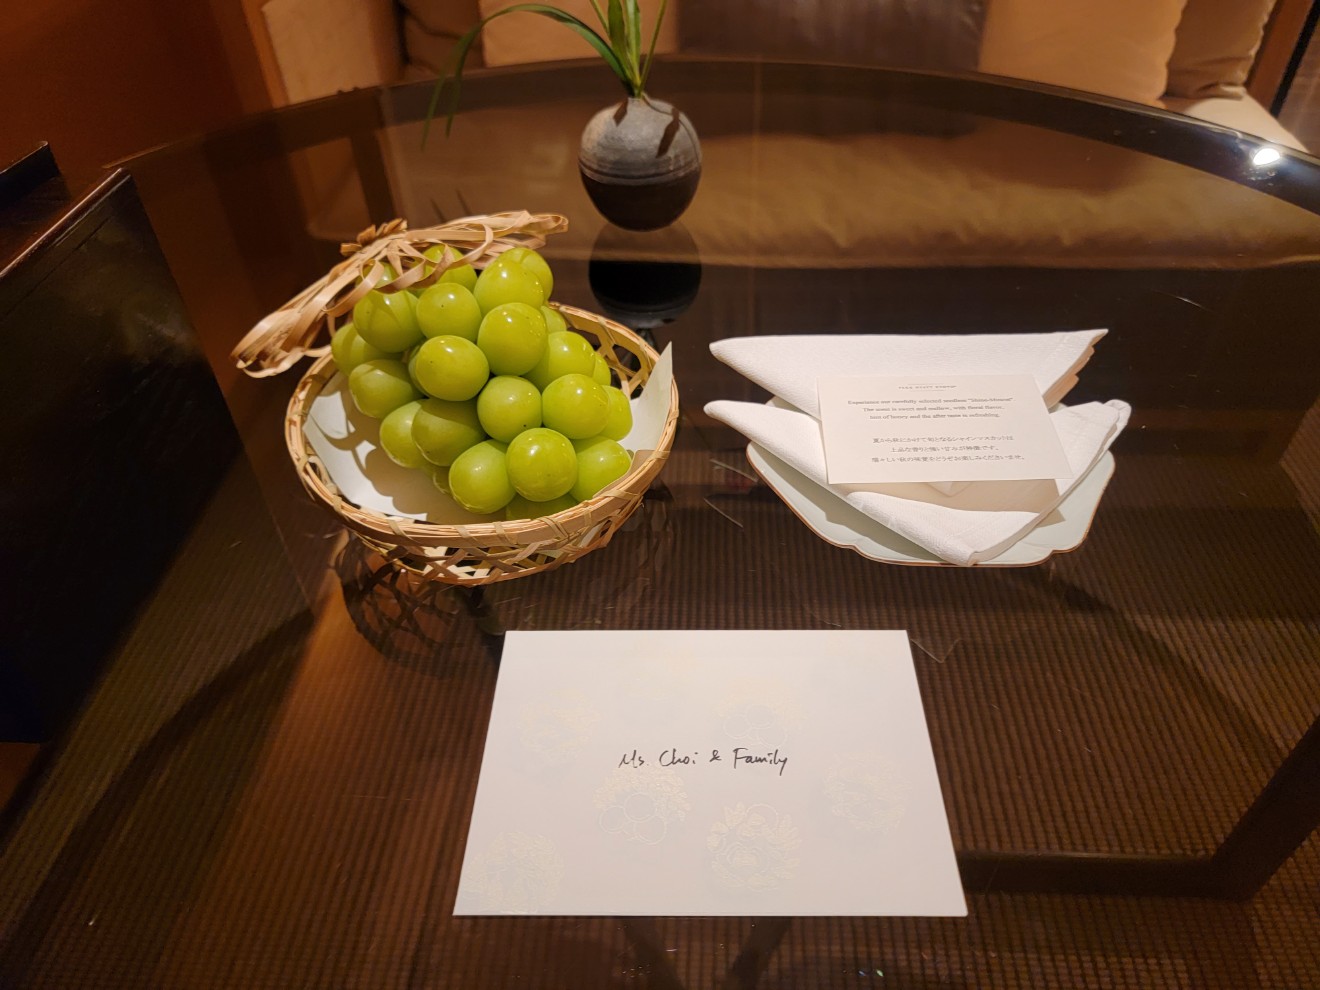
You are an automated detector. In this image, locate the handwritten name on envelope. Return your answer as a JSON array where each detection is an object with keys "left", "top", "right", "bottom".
[{"left": 618, "top": 745, "right": 789, "bottom": 775}]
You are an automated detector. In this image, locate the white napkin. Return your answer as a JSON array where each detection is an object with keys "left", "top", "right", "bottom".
[
  {"left": 710, "top": 330, "right": 1106, "bottom": 419},
  {"left": 706, "top": 398, "right": 1131, "bottom": 566}
]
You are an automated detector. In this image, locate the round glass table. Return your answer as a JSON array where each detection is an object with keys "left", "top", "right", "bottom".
[{"left": 2, "top": 58, "right": 1318, "bottom": 989}]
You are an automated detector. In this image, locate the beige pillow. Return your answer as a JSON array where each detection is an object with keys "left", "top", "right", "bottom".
[
  {"left": 403, "top": 16, "right": 463, "bottom": 76},
  {"left": 679, "top": 0, "right": 987, "bottom": 71},
  {"left": 979, "top": 0, "right": 1189, "bottom": 105},
  {"left": 1166, "top": 0, "right": 1278, "bottom": 99},
  {"left": 263, "top": 0, "right": 403, "bottom": 103},
  {"left": 478, "top": 0, "right": 677, "bottom": 68},
  {"left": 401, "top": 0, "right": 482, "bottom": 37}
]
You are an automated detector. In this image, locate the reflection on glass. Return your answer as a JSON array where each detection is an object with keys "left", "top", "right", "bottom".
[
  {"left": 335, "top": 486, "right": 674, "bottom": 658},
  {"left": 588, "top": 223, "right": 702, "bottom": 330}
]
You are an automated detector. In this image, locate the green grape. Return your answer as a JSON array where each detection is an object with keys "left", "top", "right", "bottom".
[
  {"left": 601, "top": 385, "right": 633, "bottom": 440},
  {"left": 505, "top": 428, "right": 577, "bottom": 502},
  {"left": 541, "top": 305, "right": 568, "bottom": 335},
  {"left": 352, "top": 292, "right": 376, "bottom": 333},
  {"left": 499, "top": 246, "right": 555, "bottom": 297},
  {"left": 570, "top": 436, "right": 632, "bottom": 501},
  {"left": 443, "top": 267, "right": 479, "bottom": 291},
  {"left": 505, "top": 492, "right": 577, "bottom": 520},
  {"left": 421, "top": 244, "right": 454, "bottom": 268},
  {"left": 423, "top": 244, "right": 477, "bottom": 290},
  {"left": 416, "top": 283, "right": 482, "bottom": 341},
  {"left": 411, "top": 397, "right": 485, "bottom": 466},
  {"left": 449, "top": 440, "right": 515, "bottom": 514},
  {"left": 590, "top": 353, "right": 612, "bottom": 387},
  {"left": 473, "top": 260, "right": 546, "bottom": 313},
  {"left": 330, "top": 323, "right": 389, "bottom": 375},
  {"left": 541, "top": 373, "right": 609, "bottom": 439},
  {"left": 525, "top": 330, "right": 597, "bottom": 390},
  {"left": 379, "top": 400, "right": 426, "bottom": 468},
  {"left": 477, "top": 375, "right": 542, "bottom": 443},
  {"left": 411, "top": 335, "right": 490, "bottom": 401},
  {"left": 353, "top": 261, "right": 398, "bottom": 298},
  {"left": 477, "top": 302, "right": 547, "bottom": 375},
  {"left": 405, "top": 344, "right": 422, "bottom": 386},
  {"left": 348, "top": 359, "right": 422, "bottom": 419},
  {"left": 357, "top": 289, "right": 424, "bottom": 352}
]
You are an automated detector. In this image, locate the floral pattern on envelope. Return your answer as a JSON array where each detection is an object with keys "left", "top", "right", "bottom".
[
  {"left": 517, "top": 689, "right": 600, "bottom": 767},
  {"left": 825, "top": 753, "right": 911, "bottom": 832},
  {"left": 457, "top": 832, "right": 565, "bottom": 914},
  {"left": 595, "top": 765, "right": 691, "bottom": 845},
  {"left": 707, "top": 802, "right": 801, "bottom": 891}
]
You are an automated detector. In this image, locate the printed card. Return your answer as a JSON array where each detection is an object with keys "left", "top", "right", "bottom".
[{"left": 818, "top": 374, "right": 1071, "bottom": 484}]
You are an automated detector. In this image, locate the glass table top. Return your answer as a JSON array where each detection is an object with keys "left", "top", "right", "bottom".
[{"left": 2, "top": 58, "right": 1318, "bottom": 989}]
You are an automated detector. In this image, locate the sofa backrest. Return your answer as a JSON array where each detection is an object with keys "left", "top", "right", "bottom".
[
  {"left": 978, "top": 0, "right": 1278, "bottom": 104},
  {"left": 400, "top": 0, "right": 677, "bottom": 75},
  {"left": 388, "top": 0, "right": 1281, "bottom": 106},
  {"left": 1167, "top": 0, "right": 1279, "bottom": 99},
  {"left": 978, "top": 0, "right": 1187, "bottom": 104}
]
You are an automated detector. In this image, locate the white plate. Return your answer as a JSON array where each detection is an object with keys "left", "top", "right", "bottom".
[{"left": 745, "top": 444, "right": 1116, "bottom": 567}]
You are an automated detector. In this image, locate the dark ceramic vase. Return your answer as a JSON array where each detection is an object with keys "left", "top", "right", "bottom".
[{"left": 578, "top": 96, "right": 702, "bottom": 231}]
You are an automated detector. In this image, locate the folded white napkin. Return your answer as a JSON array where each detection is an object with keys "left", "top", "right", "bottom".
[
  {"left": 706, "top": 398, "right": 1131, "bottom": 566},
  {"left": 710, "top": 330, "right": 1106, "bottom": 419}
]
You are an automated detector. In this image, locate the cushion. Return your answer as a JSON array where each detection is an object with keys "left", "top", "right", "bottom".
[
  {"left": 679, "top": 0, "right": 987, "bottom": 71},
  {"left": 477, "top": 0, "right": 678, "bottom": 69},
  {"left": 978, "top": 0, "right": 1189, "bottom": 105},
  {"left": 403, "top": 13, "right": 480, "bottom": 76},
  {"left": 400, "top": 0, "right": 481, "bottom": 37},
  {"left": 1165, "top": 0, "right": 1278, "bottom": 99},
  {"left": 262, "top": 0, "right": 403, "bottom": 103},
  {"left": 1163, "top": 94, "right": 1305, "bottom": 149}
]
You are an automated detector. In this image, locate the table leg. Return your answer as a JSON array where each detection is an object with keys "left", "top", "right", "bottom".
[
  {"left": 1206, "top": 713, "right": 1320, "bottom": 899},
  {"left": 718, "top": 917, "right": 792, "bottom": 990},
  {"left": 350, "top": 130, "right": 396, "bottom": 224},
  {"left": 619, "top": 917, "right": 687, "bottom": 990}
]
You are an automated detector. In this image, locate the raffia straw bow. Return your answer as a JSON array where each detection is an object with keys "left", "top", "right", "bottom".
[{"left": 232, "top": 210, "right": 569, "bottom": 377}]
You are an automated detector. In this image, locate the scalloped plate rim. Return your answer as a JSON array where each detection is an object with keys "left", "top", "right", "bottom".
[{"left": 745, "top": 443, "right": 1116, "bottom": 567}]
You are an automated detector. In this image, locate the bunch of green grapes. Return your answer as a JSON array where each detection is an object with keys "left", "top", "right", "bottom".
[{"left": 331, "top": 246, "right": 634, "bottom": 520}]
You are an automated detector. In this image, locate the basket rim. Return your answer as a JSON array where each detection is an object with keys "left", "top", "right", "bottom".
[{"left": 284, "top": 301, "right": 678, "bottom": 546}]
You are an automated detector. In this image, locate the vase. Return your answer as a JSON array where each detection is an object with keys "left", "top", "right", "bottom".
[{"left": 578, "top": 96, "right": 702, "bottom": 232}]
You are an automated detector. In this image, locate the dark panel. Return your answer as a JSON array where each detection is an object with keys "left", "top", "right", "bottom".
[{"left": 0, "top": 172, "right": 241, "bottom": 743}]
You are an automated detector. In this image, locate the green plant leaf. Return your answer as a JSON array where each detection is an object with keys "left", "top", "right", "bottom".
[
  {"left": 422, "top": 20, "right": 484, "bottom": 144},
  {"left": 604, "top": 0, "right": 642, "bottom": 91},
  {"left": 606, "top": 0, "right": 627, "bottom": 68},
  {"left": 625, "top": 0, "right": 641, "bottom": 74},
  {"left": 423, "top": 4, "right": 632, "bottom": 144},
  {"left": 586, "top": 0, "right": 609, "bottom": 33},
  {"left": 638, "top": 0, "right": 667, "bottom": 94}
]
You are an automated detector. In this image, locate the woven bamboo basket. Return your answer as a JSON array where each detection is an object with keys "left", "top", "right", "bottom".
[{"left": 233, "top": 211, "right": 679, "bottom": 585}]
